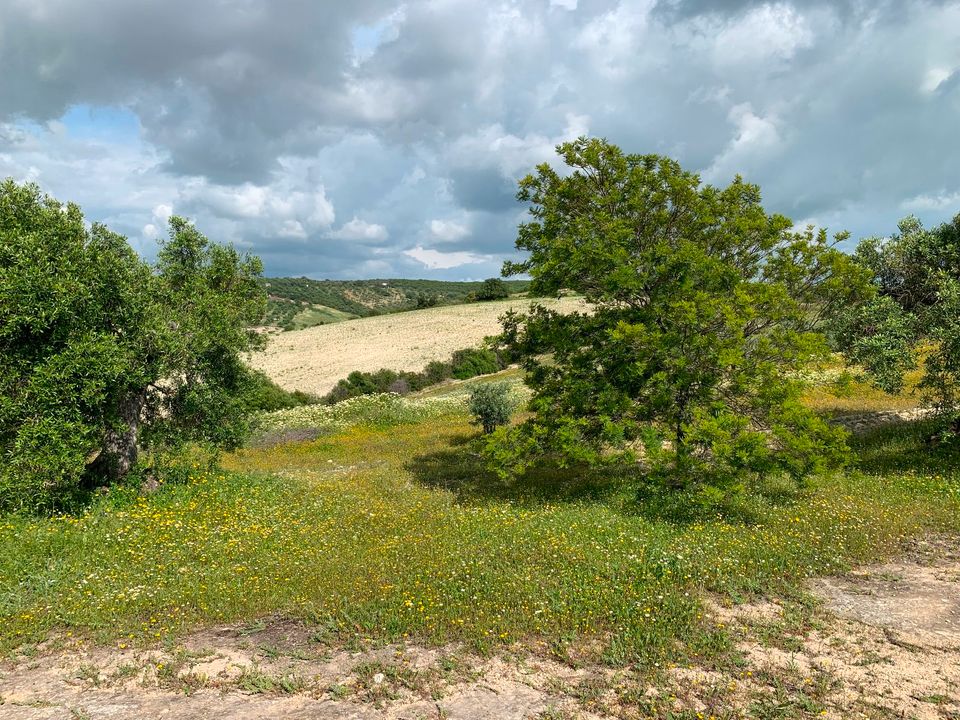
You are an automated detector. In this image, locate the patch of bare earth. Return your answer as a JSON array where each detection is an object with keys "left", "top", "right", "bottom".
[
  {"left": 703, "top": 535, "right": 960, "bottom": 719},
  {"left": 0, "top": 620, "right": 603, "bottom": 720},
  {"left": 3, "top": 538, "right": 959, "bottom": 719},
  {"left": 249, "top": 297, "right": 585, "bottom": 396}
]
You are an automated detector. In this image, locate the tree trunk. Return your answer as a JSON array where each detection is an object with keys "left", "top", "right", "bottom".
[{"left": 96, "top": 392, "right": 144, "bottom": 483}]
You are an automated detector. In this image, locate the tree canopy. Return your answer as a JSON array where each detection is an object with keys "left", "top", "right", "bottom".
[
  {"left": 476, "top": 277, "right": 510, "bottom": 301},
  {"left": 0, "top": 180, "right": 266, "bottom": 512},
  {"left": 835, "top": 214, "right": 960, "bottom": 425},
  {"left": 489, "top": 138, "right": 872, "bottom": 491}
]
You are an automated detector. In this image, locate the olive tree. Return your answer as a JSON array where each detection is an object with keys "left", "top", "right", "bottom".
[
  {"left": 0, "top": 180, "right": 265, "bottom": 512},
  {"left": 487, "top": 138, "right": 872, "bottom": 491}
]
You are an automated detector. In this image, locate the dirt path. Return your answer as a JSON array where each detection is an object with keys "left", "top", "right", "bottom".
[{"left": 2, "top": 538, "right": 958, "bottom": 719}]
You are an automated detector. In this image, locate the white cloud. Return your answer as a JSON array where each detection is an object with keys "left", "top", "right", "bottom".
[
  {"left": 183, "top": 180, "right": 335, "bottom": 228},
  {"left": 921, "top": 66, "right": 954, "bottom": 94},
  {"left": 330, "top": 216, "right": 389, "bottom": 241},
  {"left": 448, "top": 112, "right": 590, "bottom": 180},
  {"left": 703, "top": 103, "right": 782, "bottom": 184},
  {"left": 901, "top": 190, "right": 960, "bottom": 212},
  {"left": 574, "top": 1, "right": 656, "bottom": 77},
  {"left": 278, "top": 219, "right": 307, "bottom": 238},
  {"left": 404, "top": 245, "right": 487, "bottom": 270},
  {"left": 704, "top": 3, "right": 816, "bottom": 68},
  {"left": 152, "top": 203, "right": 173, "bottom": 223},
  {"left": 429, "top": 218, "right": 469, "bottom": 241}
]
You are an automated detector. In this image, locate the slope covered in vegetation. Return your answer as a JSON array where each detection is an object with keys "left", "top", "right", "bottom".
[{"left": 261, "top": 277, "right": 531, "bottom": 330}]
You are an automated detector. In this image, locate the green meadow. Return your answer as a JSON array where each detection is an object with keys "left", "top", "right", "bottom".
[{"left": 3, "top": 379, "right": 957, "bottom": 669}]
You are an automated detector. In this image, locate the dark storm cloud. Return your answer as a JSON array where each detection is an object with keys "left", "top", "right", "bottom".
[
  {"left": 0, "top": 0, "right": 396, "bottom": 181},
  {"left": 448, "top": 168, "right": 518, "bottom": 212},
  {"left": 1, "top": 0, "right": 958, "bottom": 278}
]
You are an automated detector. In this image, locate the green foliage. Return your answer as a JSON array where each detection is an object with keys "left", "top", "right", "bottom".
[
  {"left": 491, "top": 138, "right": 871, "bottom": 490},
  {"left": 476, "top": 277, "right": 510, "bottom": 301},
  {"left": 416, "top": 292, "right": 440, "bottom": 308},
  {"left": 831, "top": 295, "right": 916, "bottom": 393},
  {"left": 837, "top": 214, "right": 960, "bottom": 420},
  {"left": 245, "top": 370, "right": 318, "bottom": 412},
  {"left": 0, "top": 180, "right": 266, "bottom": 512},
  {"left": 450, "top": 348, "right": 501, "bottom": 379},
  {"left": 467, "top": 382, "right": 517, "bottom": 434},
  {"left": 322, "top": 345, "right": 511, "bottom": 404}
]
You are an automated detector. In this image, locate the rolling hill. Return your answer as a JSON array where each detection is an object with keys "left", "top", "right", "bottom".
[
  {"left": 261, "top": 277, "right": 531, "bottom": 330},
  {"left": 250, "top": 295, "right": 585, "bottom": 396}
]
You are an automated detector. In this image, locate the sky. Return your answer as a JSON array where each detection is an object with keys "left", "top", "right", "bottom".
[{"left": 1, "top": 0, "right": 959, "bottom": 280}]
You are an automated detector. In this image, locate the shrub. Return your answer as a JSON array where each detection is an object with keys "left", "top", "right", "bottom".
[
  {"left": 423, "top": 360, "right": 453, "bottom": 385},
  {"left": 322, "top": 346, "right": 508, "bottom": 404},
  {"left": 246, "top": 370, "right": 318, "bottom": 411},
  {"left": 387, "top": 378, "right": 411, "bottom": 395},
  {"left": 836, "top": 214, "right": 960, "bottom": 430},
  {"left": 468, "top": 383, "right": 517, "bottom": 434},
  {"left": 476, "top": 277, "right": 510, "bottom": 301},
  {"left": 451, "top": 348, "right": 500, "bottom": 379}
]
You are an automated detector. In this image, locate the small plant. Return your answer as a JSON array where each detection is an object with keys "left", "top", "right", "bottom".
[{"left": 468, "top": 383, "right": 516, "bottom": 434}]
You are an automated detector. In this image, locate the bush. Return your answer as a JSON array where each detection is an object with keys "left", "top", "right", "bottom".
[
  {"left": 476, "top": 277, "right": 510, "bottom": 301},
  {"left": 451, "top": 348, "right": 500, "bottom": 379},
  {"left": 423, "top": 360, "right": 453, "bottom": 385},
  {"left": 322, "top": 345, "right": 509, "bottom": 404},
  {"left": 416, "top": 293, "right": 439, "bottom": 308},
  {"left": 246, "top": 370, "right": 318, "bottom": 411},
  {"left": 468, "top": 383, "right": 517, "bottom": 434}
]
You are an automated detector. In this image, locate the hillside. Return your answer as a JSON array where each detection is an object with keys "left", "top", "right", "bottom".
[
  {"left": 261, "top": 277, "right": 531, "bottom": 330},
  {"left": 250, "top": 295, "right": 585, "bottom": 396}
]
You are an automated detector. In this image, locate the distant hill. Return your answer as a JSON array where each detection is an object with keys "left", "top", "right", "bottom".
[
  {"left": 261, "top": 277, "right": 530, "bottom": 330},
  {"left": 252, "top": 296, "right": 585, "bottom": 395}
]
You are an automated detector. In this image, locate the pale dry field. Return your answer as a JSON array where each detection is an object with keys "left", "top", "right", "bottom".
[{"left": 250, "top": 296, "right": 586, "bottom": 396}]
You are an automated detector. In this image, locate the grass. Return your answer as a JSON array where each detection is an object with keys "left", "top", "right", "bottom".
[{"left": 1, "top": 386, "right": 958, "bottom": 670}]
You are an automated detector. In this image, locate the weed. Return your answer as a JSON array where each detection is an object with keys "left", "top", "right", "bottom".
[{"left": 236, "top": 665, "right": 306, "bottom": 694}]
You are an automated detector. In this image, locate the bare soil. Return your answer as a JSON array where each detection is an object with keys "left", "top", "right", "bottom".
[
  {"left": 3, "top": 537, "right": 959, "bottom": 719},
  {"left": 249, "top": 297, "right": 585, "bottom": 396}
]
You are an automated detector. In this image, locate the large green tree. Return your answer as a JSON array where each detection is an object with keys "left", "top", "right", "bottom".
[
  {"left": 489, "top": 138, "right": 871, "bottom": 490},
  {"left": 834, "top": 214, "right": 960, "bottom": 425},
  {"left": 0, "top": 180, "right": 266, "bottom": 512}
]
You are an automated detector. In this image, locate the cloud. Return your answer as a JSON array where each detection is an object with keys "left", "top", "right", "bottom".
[
  {"left": 404, "top": 245, "right": 488, "bottom": 270},
  {"left": 429, "top": 219, "right": 470, "bottom": 241},
  {"left": 704, "top": 103, "right": 782, "bottom": 183},
  {"left": 902, "top": 190, "right": 960, "bottom": 212},
  {"left": 330, "top": 217, "right": 389, "bottom": 241},
  {"left": 1, "top": 0, "right": 959, "bottom": 278},
  {"left": 700, "top": 3, "right": 816, "bottom": 67}
]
